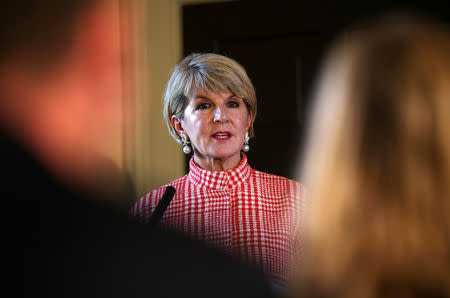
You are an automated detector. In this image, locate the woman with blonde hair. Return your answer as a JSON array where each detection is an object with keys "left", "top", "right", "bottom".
[
  {"left": 291, "top": 15, "right": 450, "bottom": 298},
  {"left": 131, "top": 53, "right": 304, "bottom": 286}
]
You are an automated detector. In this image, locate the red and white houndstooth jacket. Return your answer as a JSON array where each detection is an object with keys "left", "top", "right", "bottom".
[{"left": 130, "top": 154, "right": 304, "bottom": 285}]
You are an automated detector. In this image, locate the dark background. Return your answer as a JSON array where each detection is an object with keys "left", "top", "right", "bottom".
[{"left": 183, "top": 0, "right": 449, "bottom": 180}]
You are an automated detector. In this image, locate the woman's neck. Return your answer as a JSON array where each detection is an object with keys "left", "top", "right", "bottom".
[{"left": 193, "top": 153, "right": 241, "bottom": 171}]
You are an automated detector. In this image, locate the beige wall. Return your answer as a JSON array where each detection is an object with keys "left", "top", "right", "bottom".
[{"left": 125, "top": 0, "right": 231, "bottom": 198}]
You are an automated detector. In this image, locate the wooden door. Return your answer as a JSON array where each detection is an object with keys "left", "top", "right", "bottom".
[{"left": 183, "top": 0, "right": 449, "bottom": 179}]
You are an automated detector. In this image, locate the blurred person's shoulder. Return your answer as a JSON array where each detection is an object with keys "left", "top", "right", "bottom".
[{"left": 1, "top": 130, "right": 274, "bottom": 298}]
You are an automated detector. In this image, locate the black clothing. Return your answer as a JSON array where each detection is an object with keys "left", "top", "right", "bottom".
[{"left": 2, "top": 132, "right": 274, "bottom": 298}]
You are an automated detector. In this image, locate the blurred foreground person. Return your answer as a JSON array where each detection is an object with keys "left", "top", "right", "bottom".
[
  {"left": 290, "top": 15, "right": 450, "bottom": 298},
  {"left": 1, "top": 1, "right": 273, "bottom": 297}
]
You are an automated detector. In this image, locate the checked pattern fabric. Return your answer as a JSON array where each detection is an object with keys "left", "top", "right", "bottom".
[{"left": 130, "top": 154, "right": 304, "bottom": 285}]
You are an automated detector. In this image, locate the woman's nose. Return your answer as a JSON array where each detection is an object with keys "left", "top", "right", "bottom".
[{"left": 213, "top": 106, "right": 229, "bottom": 123}]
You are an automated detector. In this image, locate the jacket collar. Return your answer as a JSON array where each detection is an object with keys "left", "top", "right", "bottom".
[{"left": 188, "top": 154, "right": 251, "bottom": 190}]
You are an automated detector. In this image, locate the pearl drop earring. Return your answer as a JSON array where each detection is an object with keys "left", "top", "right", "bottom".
[
  {"left": 181, "top": 134, "right": 192, "bottom": 154},
  {"left": 242, "top": 132, "right": 250, "bottom": 152}
]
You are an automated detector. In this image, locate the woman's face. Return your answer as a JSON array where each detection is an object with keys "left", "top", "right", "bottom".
[{"left": 173, "top": 89, "right": 252, "bottom": 169}]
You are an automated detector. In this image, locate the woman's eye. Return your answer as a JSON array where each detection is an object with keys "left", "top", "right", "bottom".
[
  {"left": 227, "top": 100, "right": 240, "bottom": 108},
  {"left": 196, "top": 103, "right": 210, "bottom": 110}
]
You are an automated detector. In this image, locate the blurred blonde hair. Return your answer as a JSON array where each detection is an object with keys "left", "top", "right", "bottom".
[
  {"left": 163, "top": 53, "right": 257, "bottom": 144},
  {"left": 293, "top": 15, "right": 450, "bottom": 298}
]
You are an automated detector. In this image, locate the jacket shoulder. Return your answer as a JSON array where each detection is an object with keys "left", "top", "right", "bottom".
[{"left": 252, "top": 169, "right": 303, "bottom": 189}]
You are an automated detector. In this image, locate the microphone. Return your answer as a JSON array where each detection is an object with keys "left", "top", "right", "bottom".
[{"left": 148, "top": 186, "right": 176, "bottom": 226}]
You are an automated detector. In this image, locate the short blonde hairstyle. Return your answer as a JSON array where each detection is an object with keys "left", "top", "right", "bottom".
[
  {"left": 163, "top": 53, "right": 257, "bottom": 144},
  {"left": 293, "top": 15, "right": 450, "bottom": 298}
]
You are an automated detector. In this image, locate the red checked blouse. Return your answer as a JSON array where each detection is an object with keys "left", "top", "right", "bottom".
[{"left": 130, "top": 154, "right": 304, "bottom": 285}]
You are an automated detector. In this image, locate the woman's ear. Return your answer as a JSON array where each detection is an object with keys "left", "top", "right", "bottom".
[
  {"left": 171, "top": 115, "right": 184, "bottom": 137},
  {"left": 246, "top": 112, "right": 253, "bottom": 130}
]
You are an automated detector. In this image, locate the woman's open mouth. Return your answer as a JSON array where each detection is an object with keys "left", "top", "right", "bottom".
[{"left": 212, "top": 131, "right": 232, "bottom": 141}]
